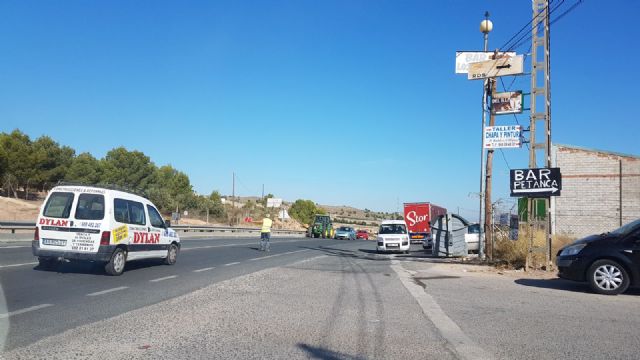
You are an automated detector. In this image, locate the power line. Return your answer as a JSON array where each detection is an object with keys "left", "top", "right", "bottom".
[
  {"left": 550, "top": 0, "right": 584, "bottom": 25},
  {"left": 505, "top": 0, "right": 566, "bottom": 52},
  {"left": 498, "top": 149, "right": 511, "bottom": 169},
  {"left": 498, "top": 75, "right": 530, "bottom": 151},
  {"left": 507, "top": 0, "right": 583, "bottom": 52},
  {"left": 499, "top": 0, "right": 554, "bottom": 51}
]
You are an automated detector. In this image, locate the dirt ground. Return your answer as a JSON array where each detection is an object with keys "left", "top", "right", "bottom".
[
  {"left": 0, "top": 196, "right": 306, "bottom": 232},
  {"left": 0, "top": 196, "right": 42, "bottom": 221}
]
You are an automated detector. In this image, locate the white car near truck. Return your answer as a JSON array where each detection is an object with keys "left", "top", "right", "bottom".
[
  {"left": 376, "top": 220, "right": 411, "bottom": 254},
  {"left": 33, "top": 184, "right": 180, "bottom": 275}
]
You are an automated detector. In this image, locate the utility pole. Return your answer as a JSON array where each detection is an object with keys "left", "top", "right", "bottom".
[
  {"left": 527, "top": 0, "right": 553, "bottom": 271},
  {"left": 232, "top": 172, "right": 236, "bottom": 226},
  {"left": 478, "top": 11, "right": 493, "bottom": 260},
  {"left": 485, "top": 77, "right": 496, "bottom": 261}
]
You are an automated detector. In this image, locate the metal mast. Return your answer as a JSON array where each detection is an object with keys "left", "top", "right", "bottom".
[{"left": 527, "top": 0, "right": 553, "bottom": 270}]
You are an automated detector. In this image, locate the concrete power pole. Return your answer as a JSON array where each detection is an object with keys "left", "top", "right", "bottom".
[
  {"left": 485, "top": 77, "right": 497, "bottom": 261},
  {"left": 478, "top": 12, "right": 493, "bottom": 261},
  {"left": 526, "top": 0, "right": 554, "bottom": 271}
]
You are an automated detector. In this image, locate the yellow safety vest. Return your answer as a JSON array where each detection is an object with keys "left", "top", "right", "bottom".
[{"left": 261, "top": 218, "right": 273, "bottom": 233}]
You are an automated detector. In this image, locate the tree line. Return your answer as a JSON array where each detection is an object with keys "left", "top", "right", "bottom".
[{"left": 0, "top": 129, "right": 224, "bottom": 218}]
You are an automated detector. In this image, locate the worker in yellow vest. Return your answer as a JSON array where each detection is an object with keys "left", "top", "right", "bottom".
[{"left": 258, "top": 214, "right": 273, "bottom": 251}]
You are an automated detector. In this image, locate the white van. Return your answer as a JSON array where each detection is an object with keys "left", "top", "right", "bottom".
[
  {"left": 32, "top": 185, "right": 180, "bottom": 275},
  {"left": 376, "top": 220, "right": 410, "bottom": 254}
]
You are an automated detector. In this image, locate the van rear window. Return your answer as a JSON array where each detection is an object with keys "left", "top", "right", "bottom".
[
  {"left": 43, "top": 192, "right": 74, "bottom": 218},
  {"left": 114, "top": 198, "right": 146, "bottom": 225},
  {"left": 75, "top": 194, "right": 105, "bottom": 220}
]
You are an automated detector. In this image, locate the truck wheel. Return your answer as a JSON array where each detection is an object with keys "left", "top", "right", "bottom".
[
  {"left": 105, "top": 248, "right": 126, "bottom": 276},
  {"left": 164, "top": 243, "right": 179, "bottom": 265}
]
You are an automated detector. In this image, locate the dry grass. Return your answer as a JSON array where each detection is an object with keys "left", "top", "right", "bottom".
[{"left": 494, "top": 228, "right": 575, "bottom": 270}]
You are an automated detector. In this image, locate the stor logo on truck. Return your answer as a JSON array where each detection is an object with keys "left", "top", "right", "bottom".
[
  {"left": 405, "top": 211, "right": 427, "bottom": 227},
  {"left": 403, "top": 202, "right": 447, "bottom": 243}
]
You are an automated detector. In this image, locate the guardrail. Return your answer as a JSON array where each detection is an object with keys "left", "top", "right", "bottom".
[
  {"left": 171, "top": 225, "right": 306, "bottom": 236},
  {"left": 0, "top": 221, "right": 306, "bottom": 236},
  {"left": 0, "top": 221, "right": 35, "bottom": 233}
]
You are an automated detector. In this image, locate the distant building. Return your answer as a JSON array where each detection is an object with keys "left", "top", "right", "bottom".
[{"left": 552, "top": 144, "right": 640, "bottom": 238}]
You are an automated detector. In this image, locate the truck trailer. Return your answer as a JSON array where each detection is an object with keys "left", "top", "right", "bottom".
[{"left": 403, "top": 202, "right": 447, "bottom": 245}]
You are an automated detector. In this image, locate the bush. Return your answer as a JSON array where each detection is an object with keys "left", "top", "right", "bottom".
[{"left": 494, "top": 228, "right": 575, "bottom": 269}]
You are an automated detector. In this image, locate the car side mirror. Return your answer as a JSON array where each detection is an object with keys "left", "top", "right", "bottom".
[{"left": 164, "top": 220, "right": 171, "bottom": 228}]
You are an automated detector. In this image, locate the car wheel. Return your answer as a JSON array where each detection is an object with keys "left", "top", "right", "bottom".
[
  {"left": 105, "top": 248, "right": 126, "bottom": 276},
  {"left": 164, "top": 243, "right": 179, "bottom": 265},
  {"left": 587, "top": 259, "right": 630, "bottom": 295}
]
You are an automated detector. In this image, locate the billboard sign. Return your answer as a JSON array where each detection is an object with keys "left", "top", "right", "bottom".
[
  {"left": 455, "top": 51, "right": 516, "bottom": 74},
  {"left": 510, "top": 168, "right": 562, "bottom": 197},
  {"left": 491, "top": 91, "right": 523, "bottom": 115},
  {"left": 468, "top": 55, "right": 524, "bottom": 80},
  {"left": 266, "top": 198, "right": 283, "bottom": 208},
  {"left": 484, "top": 125, "right": 522, "bottom": 149}
]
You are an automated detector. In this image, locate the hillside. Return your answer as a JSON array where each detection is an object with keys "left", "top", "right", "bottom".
[
  {"left": 0, "top": 195, "right": 306, "bottom": 231},
  {"left": 0, "top": 194, "right": 387, "bottom": 233},
  {"left": 0, "top": 196, "right": 42, "bottom": 221}
]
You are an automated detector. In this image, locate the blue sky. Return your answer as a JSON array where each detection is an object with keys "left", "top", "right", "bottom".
[{"left": 1, "top": 1, "right": 638, "bottom": 220}]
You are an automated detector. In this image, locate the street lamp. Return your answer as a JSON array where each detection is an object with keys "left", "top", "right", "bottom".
[{"left": 478, "top": 11, "right": 492, "bottom": 260}]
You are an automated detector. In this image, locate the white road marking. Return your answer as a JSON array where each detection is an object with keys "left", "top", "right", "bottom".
[
  {"left": 0, "top": 304, "right": 53, "bottom": 319},
  {"left": 0, "top": 245, "right": 30, "bottom": 249},
  {"left": 248, "top": 249, "right": 308, "bottom": 261},
  {"left": 224, "top": 262, "right": 240, "bottom": 266},
  {"left": 150, "top": 275, "right": 178, "bottom": 282},
  {"left": 391, "top": 261, "right": 492, "bottom": 360},
  {"left": 0, "top": 262, "right": 38, "bottom": 269},
  {"left": 86, "top": 286, "right": 129, "bottom": 297},
  {"left": 182, "top": 238, "right": 302, "bottom": 251},
  {"left": 193, "top": 267, "right": 215, "bottom": 273}
]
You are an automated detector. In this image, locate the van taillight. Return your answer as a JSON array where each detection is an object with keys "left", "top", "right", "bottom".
[
  {"left": 34, "top": 227, "right": 39, "bottom": 241},
  {"left": 100, "top": 231, "right": 111, "bottom": 246}
]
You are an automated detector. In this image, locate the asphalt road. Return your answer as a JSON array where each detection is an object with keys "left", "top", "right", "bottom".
[{"left": 0, "top": 236, "right": 368, "bottom": 351}]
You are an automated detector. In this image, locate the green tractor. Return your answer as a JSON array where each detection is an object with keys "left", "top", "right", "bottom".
[{"left": 308, "top": 214, "right": 334, "bottom": 239}]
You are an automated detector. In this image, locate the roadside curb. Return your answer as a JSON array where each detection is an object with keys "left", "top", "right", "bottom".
[{"left": 391, "top": 260, "right": 494, "bottom": 360}]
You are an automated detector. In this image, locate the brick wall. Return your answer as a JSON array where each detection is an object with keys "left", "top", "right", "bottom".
[{"left": 553, "top": 145, "right": 640, "bottom": 238}]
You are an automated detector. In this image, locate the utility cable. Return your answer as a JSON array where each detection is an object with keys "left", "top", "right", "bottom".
[
  {"left": 499, "top": 0, "right": 554, "bottom": 51},
  {"left": 505, "top": 0, "right": 566, "bottom": 52}
]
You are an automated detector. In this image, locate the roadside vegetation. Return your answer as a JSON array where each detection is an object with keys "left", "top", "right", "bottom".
[
  {"left": 0, "top": 129, "right": 225, "bottom": 220},
  {"left": 288, "top": 199, "right": 325, "bottom": 225},
  {"left": 494, "top": 228, "right": 575, "bottom": 270}
]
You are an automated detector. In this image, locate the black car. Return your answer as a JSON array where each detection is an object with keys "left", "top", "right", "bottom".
[{"left": 556, "top": 219, "right": 640, "bottom": 295}]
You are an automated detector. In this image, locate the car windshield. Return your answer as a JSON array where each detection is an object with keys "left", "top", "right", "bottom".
[
  {"left": 609, "top": 219, "right": 640, "bottom": 237},
  {"left": 338, "top": 227, "right": 349, "bottom": 231},
  {"left": 379, "top": 224, "right": 407, "bottom": 234}
]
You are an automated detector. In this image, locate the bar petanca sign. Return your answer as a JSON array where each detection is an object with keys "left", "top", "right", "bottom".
[{"left": 510, "top": 168, "right": 562, "bottom": 197}]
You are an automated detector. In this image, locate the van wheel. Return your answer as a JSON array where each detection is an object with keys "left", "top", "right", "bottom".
[
  {"left": 164, "top": 243, "right": 179, "bottom": 265},
  {"left": 587, "top": 259, "right": 630, "bottom": 295},
  {"left": 105, "top": 248, "right": 126, "bottom": 276},
  {"left": 38, "top": 257, "right": 57, "bottom": 270}
]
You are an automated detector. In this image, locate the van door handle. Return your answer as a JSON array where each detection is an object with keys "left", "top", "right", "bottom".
[{"left": 148, "top": 227, "right": 150, "bottom": 232}]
